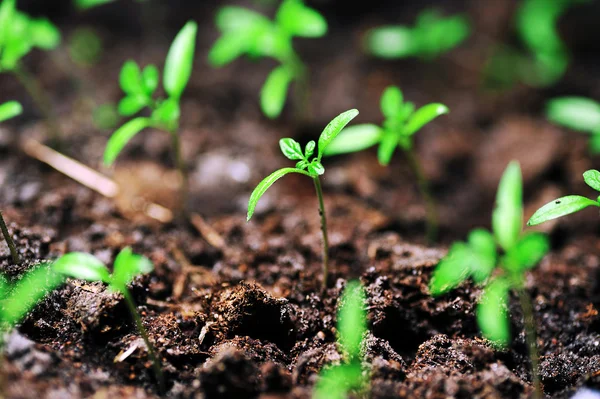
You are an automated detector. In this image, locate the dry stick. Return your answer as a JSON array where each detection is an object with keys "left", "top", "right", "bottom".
[
  {"left": 404, "top": 149, "right": 438, "bottom": 244},
  {"left": 0, "top": 210, "right": 19, "bottom": 264},
  {"left": 518, "top": 287, "right": 542, "bottom": 399},
  {"left": 312, "top": 176, "right": 329, "bottom": 291}
]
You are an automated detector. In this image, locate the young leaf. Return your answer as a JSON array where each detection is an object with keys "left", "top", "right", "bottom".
[
  {"left": 276, "top": 0, "right": 327, "bottom": 38},
  {"left": 247, "top": 168, "right": 311, "bottom": 221},
  {"left": 492, "top": 161, "right": 523, "bottom": 252},
  {"left": 377, "top": 129, "right": 398, "bottom": 166},
  {"left": 477, "top": 277, "right": 510, "bottom": 347},
  {"left": 53, "top": 252, "right": 111, "bottom": 283},
  {"left": 317, "top": 109, "right": 359, "bottom": 161},
  {"left": 296, "top": 160, "right": 309, "bottom": 170},
  {"left": 337, "top": 280, "right": 367, "bottom": 361},
  {"left": 260, "top": 66, "right": 293, "bottom": 119},
  {"left": 29, "top": 19, "right": 61, "bottom": 50},
  {"left": 583, "top": 169, "right": 600, "bottom": 192},
  {"left": 467, "top": 229, "right": 497, "bottom": 283},
  {"left": 429, "top": 242, "right": 471, "bottom": 296},
  {"left": 404, "top": 103, "right": 449, "bottom": 135},
  {"left": 279, "top": 138, "right": 304, "bottom": 160},
  {"left": 120, "top": 60, "right": 143, "bottom": 95},
  {"left": 308, "top": 160, "right": 325, "bottom": 176},
  {"left": 314, "top": 362, "right": 363, "bottom": 399},
  {"left": 365, "top": 26, "right": 416, "bottom": 59},
  {"left": 0, "top": 101, "right": 22, "bottom": 122},
  {"left": 503, "top": 232, "right": 549, "bottom": 273},
  {"left": 142, "top": 65, "right": 159, "bottom": 95},
  {"left": 207, "top": 33, "right": 247, "bottom": 67},
  {"left": 380, "top": 86, "right": 403, "bottom": 119},
  {"left": 118, "top": 95, "right": 147, "bottom": 117},
  {"left": 104, "top": 117, "right": 151, "bottom": 166},
  {"left": 324, "top": 124, "right": 383, "bottom": 156},
  {"left": 111, "top": 247, "right": 153, "bottom": 293},
  {"left": 164, "top": 21, "right": 197, "bottom": 100},
  {"left": 152, "top": 98, "right": 180, "bottom": 126},
  {"left": 0, "top": 0, "right": 16, "bottom": 47},
  {"left": 527, "top": 195, "right": 599, "bottom": 226},
  {"left": 305, "top": 141, "right": 316, "bottom": 159},
  {"left": 216, "top": 6, "right": 267, "bottom": 33},
  {"left": 547, "top": 96, "right": 600, "bottom": 132}
]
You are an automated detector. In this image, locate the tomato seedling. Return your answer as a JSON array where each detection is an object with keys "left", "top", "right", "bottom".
[
  {"left": 53, "top": 248, "right": 164, "bottom": 393},
  {"left": 430, "top": 161, "right": 549, "bottom": 399},
  {"left": 366, "top": 9, "right": 470, "bottom": 60},
  {"left": 247, "top": 109, "right": 358, "bottom": 288},
  {"left": 314, "top": 280, "right": 368, "bottom": 399},
  {"left": 325, "top": 86, "right": 448, "bottom": 242},
  {"left": 104, "top": 21, "right": 197, "bottom": 210},
  {"left": 208, "top": 0, "right": 327, "bottom": 119}
]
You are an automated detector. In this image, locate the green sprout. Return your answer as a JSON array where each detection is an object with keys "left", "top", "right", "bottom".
[
  {"left": 430, "top": 161, "right": 549, "bottom": 399},
  {"left": 325, "top": 86, "right": 448, "bottom": 242},
  {"left": 104, "top": 21, "right": 197, "bottom": 210},
  {"left": 208, "top": 0, "right": 327, "bottom": 119},
  {"left": 528, "top": 169, "right": 600, "bottom": 226},
  {"left": 546, "top": 97, "right": 600, "bottom": 153},
  {"left": 247, "top": 109, "right": 358, "bottom": 288},
  {"left": 53, "top": 248, "right": 164, "bottom": 393},
  {"left": 314, "top": 280, "right": 368, "bottom": 399},
  {"left": 365, "top": 9, "right": 470, "bottom": 60},
  {"left": 0, "top": 0, "right": 61, "bottom": 145}
]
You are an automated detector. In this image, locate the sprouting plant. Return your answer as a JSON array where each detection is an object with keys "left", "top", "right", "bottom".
[
  {"left": 0, "top": 0, "right": 61, "bottom": 145},
  {"left": 314, "top": 280, "right": 368, "bottom": 399},
  {"left": 528, "top": 169, "right": 600, "bottom": 226},
  {"left": 53, "top": 248, "right": 164, "bottom": 393},
  {"left": 546, "top": 97, "right": 600, "bottom": 153},
  {"left": 365, "top": 9, "right": 470, "bottom": 60},
  {"left": 247, "top": 109, "right": 358, "bottom": 288},
  {"left": 325, "top": 86, "right": 448, "bottom": 242},
  {"left": 429, "top": 161, "right": 549, "bottom": 399},
  {"left": 104, "top": 21, "right": 197, "bottom": 211},
  {"left": 208, "top": 0, "right": 327, "bottom": 119}
]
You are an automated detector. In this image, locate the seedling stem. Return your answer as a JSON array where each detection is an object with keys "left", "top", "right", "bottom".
[
  {"left": 313, "top": 176, "right": 329, "bottom": 289},
  {"left": 517, "top": 286, "right": 541, "bottom": 399},
  {"left": 0, "top": 211, "right": 18, "bottom": 264},
  {"left": 406, "top": 149, "right": 438, "bottom": 243}
]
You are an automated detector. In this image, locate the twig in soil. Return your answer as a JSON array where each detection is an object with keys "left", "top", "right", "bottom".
[
  {"left": 247, "top": 110, "right": 359, "bottom": 291},
  {"left": 170, "top": 245, "right": 217, "bottom": 300},
  {"left": 429, "top": 161, "right": 548, "bottom": 399},
  {"left": 323, "top": 85, "right": 448, "bottom": 243},
  {"left": 190, "top": 213, "right": 226, "bottom": 250},
  {"left": 0, "top": 210, "right": 19, "bottom": 264}
]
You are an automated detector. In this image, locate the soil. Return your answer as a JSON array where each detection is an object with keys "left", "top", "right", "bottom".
[{"left": 1, "top": 0, "right": 600, "bottom": 398}]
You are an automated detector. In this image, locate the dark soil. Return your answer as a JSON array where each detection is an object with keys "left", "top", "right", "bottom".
[{"left": 1, "top": 0, "right": 600, "bottom": 398}]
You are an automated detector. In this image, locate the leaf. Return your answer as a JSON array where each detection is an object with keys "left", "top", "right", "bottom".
[
  {"left": 247, "top": 168, "right": 310, "bottom": 221},
  {"left": 296, "top": 160, "right": 309, "bottom": 170},
  {"left": 467, "top": 229, "right": 497, "bottom": 284},
  {"left": 260, "top": 66, "right": 293, "bottom": 119},
  {"left": 75, "top": 0, "right": 115, "bottom": 10},
  {"left": 120, "top": 61, "right": 143, "bottom": 95},
  {"left": 207, "top": 33, "right": 247, "bottom": 67},
  {"left": 305, "top": 141, "right": 315, "bottom": 159},
  {"left": 314, "top": 363, "right": 364, "bottom": 399},
  {"left": 104, "top": 118, "right": 151, "bottom": 166},
  {"left": 215, "top": 6, "right": 267, "bottom": 33},
  {"left": 307, "top": 160, "right": 324, "bottom": 176},
  {"left": 404, "top": 103, "right": 449, "bottom": 135},
  {"left": 583, "top": 169, "right": 600, "bottom": 192},
  {"left": 365, "top": 26, "right": 417, "bottom": 59},
  {"left": 0, "top": 101, "right": 22, "bottom": 122},
  {"left": 380, "top": 86, "right": 403, "bottom": 119},
  {"left": 377, "top": 129, "right": 398, "bottom": 166},
  {"left": 0, "top": 0, "right": 16, "bottom": 48},
  {"left": 29, "top": 19, "right": 61, "bottom": 50},
  {"left": 111, "top": 247, "right": 153, "bottom": 293},
  {"left": 429, "top": 242, "right": 471, "bottom": 296},
  {"left": 503, "top": 232, "right": 549, "bottom": 273},
  {"left": 142, "top": 65, "right": 159, "bottom": 95},
  {"left": 492, "top": 161, "right": 523, "bottom": 252},
  {"left": 324, "top": 124, "right": 383, "bottom": 156},
  {"left": 53, "top": 252, "right": 111, "bottom": 283},
  {"left": 164, "top": 21, "right": 197, "bottom": 100},
  {"left": 477, "top": 278, "right": 510, "bottom": 347},
  {"left": 337, "top": 280, "right": 367, "bottom": 360},
  {"left": 547, "top": 97, "right": 600, "bottom": 132},
  {"left": 279, "top": 138, "right": 304, "bottom": 160},
  {"left": 317, "top": 109, "right": 359, "bottom": 161},
  {"left": 527, "top": 195, "right": 599, "bottom": 226},
  {"left": 118, "top": 95, "right": 147, "bottom": 117},
  {"left": 151, "top": 98, "right": 180, "bottom": 126},
  {"left": 276, "top": 0, "right": 327, "bottom": 38}
]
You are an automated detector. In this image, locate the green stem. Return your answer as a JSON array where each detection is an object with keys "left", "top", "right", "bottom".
[
  {"left": 121, "top": 289, "right": 165, "bottom": 394},
  {"left": 0, "top": 210, "right": 19, "bottom": 264},
  {"left": 404, "top": 149, "right": 438, "bottom": 243},
  {"left": 312, "top": 176, "right": 329, "bottom": 291},
  {"left": 13, "top": 65, "right": 61, "bottom": 147},
  {"left": 517, "top": 287, "right": 542, "bottom": 399},
  {"left": 169, "top": 128, "right": 187, "bottom": 213}
]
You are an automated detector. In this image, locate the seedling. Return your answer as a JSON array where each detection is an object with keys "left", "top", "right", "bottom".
[
  {"left": 0, "top": 0, "right": 61, "bottom": 145},
  {"left": 53, "top": 248, "right": 164, "bottom": 393},
  {"left": 104, "top": 21, "right": 197, "bottom": 210},
  {"left": 365, "top": 9, "right": 470, "bottom": 60},
  {"left": 325, "top": 86, "right": 448, "bottom": 242},
  {"left": 314, "top": 280, "right": 368, "bottom": 399},
  {"left": 430, "top": 161, "right": 549, "bottom": 399},
  {"left": 528, "top": 169, "right": 600, "bottom": 226},
  {"left": 247, "top": 109, "right": 358, "bottom": 288},
  {"left": 546, "top": 97, "right": 600, "bottom": 153},
  {"left": 208, "top": 0, "right": 327, "bottom": 119}
]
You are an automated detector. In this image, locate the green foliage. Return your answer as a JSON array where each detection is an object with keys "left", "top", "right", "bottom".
[
  {"left": 325, "top": 86, "right": 448, "bottom": 165},
  {"left": 0, "top": 101, "right": 22, "bottom": 122},
  {"left": 69, "top": 27, "right": 103, "bottom": 66},
  {"left": 528, "top": 169, "right": 600, "bottom": 226},
  {"left": 365, "top": 9, "right": 470, "bottom": 60},
  {"left": 247, "top": 109, "right": 358, "bottom": 221},
  {"left": 0, "top": 0, "right": 61, "bottom": 72},
  {"left": 546, "top": 97, "right": 600, "bottom": 154},
  {"left": 314, "top": 280, "right": 369, "bottom": 399},
  {"left": 105, "top": 21, "right": 197, "bottom": 167},
  {"left": 208, "top": 0, "right": 327, "bottom": 118},
  {"left": 74, "top": 0, "right": 115, "bottom": 10},
  {"left": 430, "top": 161, "right": 550, "bottom": 347}
]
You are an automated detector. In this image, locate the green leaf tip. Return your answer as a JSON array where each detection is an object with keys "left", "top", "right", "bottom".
[
  {"left": 317, "top": 109, "right": 359, "bottom": 161},
  {"left": 493, "top": 161, "right": 523, "bottom": 252},
  {"left": 164, "top": 20, "right": 198, "bottom": 100},
  {"left": 583, "top": 169, "right": 600, "bottom": 191}
]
